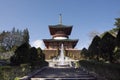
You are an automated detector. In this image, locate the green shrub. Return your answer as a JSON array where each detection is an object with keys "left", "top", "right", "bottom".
[
  {"left": 79, "top": 60, "right": 120, "bottom": 80},
  {"left": 14, "top": 77, "right": 20, "bottom": 80},
  {"left": 0, "top": 65, "right": 31, "bottom": 80}
]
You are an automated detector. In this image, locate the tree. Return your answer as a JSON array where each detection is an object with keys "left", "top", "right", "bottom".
[
  {"left": 114, "top": 29, "right": 120, "bottom": 62},
  {"left": 0, "top": 28, "right": 28, "bottom": 51},
  {"left": 81, "top": 48, "right": 89, "bottom": 59},
  {"left": 37, "top": 47, "right": 48, "bottom": 67},
  {"left": 12, "top": 27, "right": 16, "bottom": 34},
  {"left": 23, "top": 28, "right": 29, "bottom": 43},
  {"left": 114, "top": 18, "right": 120, "bottom": 28},
  {"left": 100, "top": 32, "right": 116, "bottom": 63},
  {"left": 10, "top": 43, "right": 30, "bottom": 65},
  {"left": 29, "top": 47, "right": 38, "bottom": 66},
  {"left": 88, "top": 35, "right": 101, "bottom": 60},
  {"left": 37, "top": 47, "right": 45, "bottom": 61},
  {"left": 116, "top": 29, "right": 120, "bottom": 47}
]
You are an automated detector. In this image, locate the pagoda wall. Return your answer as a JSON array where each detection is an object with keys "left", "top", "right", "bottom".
[
  {"left": 65, "top": 50, "right": 81, "bottom": 60},
  {"left": 43, "top": 49, "right": 81, "bottom": 60},
  {"left": 43, "top": 49, "right": 58, "bottom": 60},
  {"left": 47, "top": 42, "right": 73, "bottom": 49}
]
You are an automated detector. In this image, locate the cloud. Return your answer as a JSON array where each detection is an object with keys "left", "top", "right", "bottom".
[{"left": 31, "top": 40, "right": 45, "bottom": 49}]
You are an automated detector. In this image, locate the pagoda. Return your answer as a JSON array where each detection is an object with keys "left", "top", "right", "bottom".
[{"left": 43, "top": 14, "right": 81, "bottom": 60}]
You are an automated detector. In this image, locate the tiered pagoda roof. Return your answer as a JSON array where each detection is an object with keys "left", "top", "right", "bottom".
[
  {"left": 49, "top": 24, "right": 72, "bottom": 38},
  {"left": 43, "top": 39, "right": 78, "bottom": 48}
]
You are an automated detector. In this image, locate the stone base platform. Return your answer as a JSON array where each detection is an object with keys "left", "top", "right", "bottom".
[{"left": 46, "top": 60, "right": 79, "bottom": 68}]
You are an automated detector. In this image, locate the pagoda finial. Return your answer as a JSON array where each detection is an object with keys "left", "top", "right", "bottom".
[{"left": 59, "top": 14, "right": 62, "bottom": 25}]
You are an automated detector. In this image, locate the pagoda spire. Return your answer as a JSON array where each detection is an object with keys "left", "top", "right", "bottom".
[{"left": 59, "top": 14, "right": 62, "bottom": 25}]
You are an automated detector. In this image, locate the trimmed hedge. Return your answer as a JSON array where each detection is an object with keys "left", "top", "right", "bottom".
[{"left": 79, "top": 60, "right": 120, "bottom": 80}]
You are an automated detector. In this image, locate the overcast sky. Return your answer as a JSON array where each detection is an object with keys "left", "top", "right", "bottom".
[{"left": 0, "top": 0, "right": 120, "bottom": 49}]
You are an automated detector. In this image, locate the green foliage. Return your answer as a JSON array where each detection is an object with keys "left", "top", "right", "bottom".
[
  {"left": 114, "top": 47, "right": 120, "bottom": 62},
  {"left": 0, "top": 66, "right": 12, "bottom": 80},
  {"left": 37, "top": 47, "right": 45, "bottom": 61},
  {"left": 114, "top": 18, "right": 120, "bottom": 28},
  {"left": 116, "top": 29, "right": 120, "bottom": 47},
  {"left": 79, "top": 60, "right": 120, "bottom": 80},
  {"left": 14, "top": 77, "right": 20, "bottom": 80},
  {"left": 0, "top": 46, "right": 6, "bottom": 52},
  {"left": 0, "top": 28, "right": 30, "bottom": 52},
  {"left": 0, "top": 65, "right": 31, "bottom": 80},
  {"left": 100, "top": 32, "right": 116, "bottom": 62},
  {"left": 83, "top": 18, "right": 120, "bottom": 63},
  {"left": 10, "top": 43, "right": 30, "bottom": 65},
  {"left": 81, "top": 48, "right": 89, "bottom": 59},
  {"left": 86, "top": 32, "right": 116, "bottom": 63},
  {"left": 23, "top": 28, "right": 29, "bottom": 43},
  {"left": 88, "top": 35, "right": 101, "bottom": 60},
  {"left": 10, "top": 43, "right": 48, "bottom": 67},
  {"left": 29, "top": 47, "right": 39, "bottom": 66}
]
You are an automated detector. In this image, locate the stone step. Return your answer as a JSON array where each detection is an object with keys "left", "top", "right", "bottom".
[
  {"left": 19, "top": 67, "right": 97, "bottom": 80},
  {"left": 31, "top": 77, "right": 96, "bottom": 80},
  {"left": 31, "top": 67, "right": 96, "bottom": 80}
]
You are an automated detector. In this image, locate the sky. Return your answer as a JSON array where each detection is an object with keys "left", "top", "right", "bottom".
[{"left": 0, "top": 0, "right": 120, "bottom": 49}]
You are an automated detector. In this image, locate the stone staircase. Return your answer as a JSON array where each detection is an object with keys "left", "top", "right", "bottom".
[{"left": 30, "top": 67, "right": 97, "bottom": 80}]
